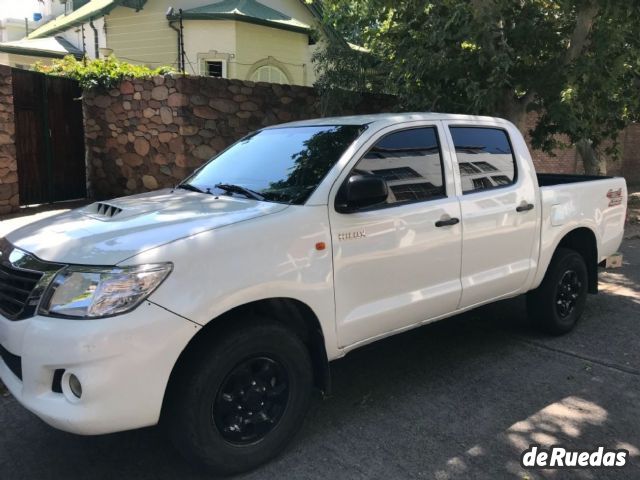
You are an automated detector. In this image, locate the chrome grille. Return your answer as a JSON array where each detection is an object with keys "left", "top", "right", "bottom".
[
  {"left": 0, "top": 238, "right": 63, "bottom": 320},
  {"left": 0, "top": 264, "right": 42, "bottom": 318}
]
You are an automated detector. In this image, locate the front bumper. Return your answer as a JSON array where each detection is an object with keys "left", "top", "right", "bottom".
[{"left": 0, "top": 301, "right": 199, "bottom": 435}]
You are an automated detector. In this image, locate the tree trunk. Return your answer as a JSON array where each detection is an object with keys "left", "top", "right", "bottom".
[
  {"left": 505, "top": 105, "right": 529, "bottom": 134},
  {"left": 563, "top": 3, "right": 599, "bottom": 66},
  {"left": 576, "top": 139, "right": 606, "bottom": 175},
  {"left": 496, "top": 91, "right": 530, "bottom": 134}
]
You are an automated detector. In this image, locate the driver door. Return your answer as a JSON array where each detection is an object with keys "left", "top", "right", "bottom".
[{"left": 329, "top": 123, "right": 463, "bottom": 348}]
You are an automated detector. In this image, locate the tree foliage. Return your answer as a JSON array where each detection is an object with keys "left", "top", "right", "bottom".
[
  {"left": 314, "top": 0, "right": 640, "bottom": 172},
  {"left": 34, "top": 55, "right": 174, "bottom": 90}
]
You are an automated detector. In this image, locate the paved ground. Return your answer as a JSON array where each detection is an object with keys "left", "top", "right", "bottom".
[{"left": 1, "top": 208, "right": 639, "bottom": 479}]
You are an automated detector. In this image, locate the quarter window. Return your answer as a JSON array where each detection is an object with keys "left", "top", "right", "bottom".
[
  {"left": 449, "top": 127, "right": 516, "bottom": 193},
  {"left": 348, "top": 127, "right": 445, "bottom": 207}
]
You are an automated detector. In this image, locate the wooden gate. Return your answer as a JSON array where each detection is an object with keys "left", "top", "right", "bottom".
[{"left": 13, "top": 69, "right": 87, "bottom": 205}]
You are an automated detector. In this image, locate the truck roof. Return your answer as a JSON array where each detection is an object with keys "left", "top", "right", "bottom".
[{"left": 269, "top": 112, "right": 513, "bottom": 129}]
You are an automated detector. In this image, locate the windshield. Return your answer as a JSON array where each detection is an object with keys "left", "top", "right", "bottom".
[{"left": 183, "top": 125, "right": 366, "bottom": 204}]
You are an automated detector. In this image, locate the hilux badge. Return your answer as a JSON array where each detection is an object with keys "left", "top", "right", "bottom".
[{"left": 338, "top": 229, "right": 366, "bottom": 241}]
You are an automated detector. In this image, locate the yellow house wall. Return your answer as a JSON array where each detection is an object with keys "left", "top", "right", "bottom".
[
  {"left": 257, "top": 0, "right": 322, "bottom": 85},
  {"left": 104, "top": 0, "right": 320, "bottom": 84},
  {"left": 234, "top": 21, "right": 310, "bottom": 85},
  {"left": 58, "top": 17, "right": 107, "bottom": 59},
  {"left": 105, "top": 1, "right": 178, "bottom": 68},
  {"left": 182, "top": 19, "right": 236, "bottom": 77}
]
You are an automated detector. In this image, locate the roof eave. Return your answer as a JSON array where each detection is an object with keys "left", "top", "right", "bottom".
[
  {"left": 0, "top": 46, "right": 82, "bottom": 60},
  {"left": 28, "top": 4, "right": 119, "bottom": 39},
  {"left": 174, "top": 12, "right": 311, "bottom": 35},
  {"left": 28, "top": 0, "right": 148, "bottom": 39}
]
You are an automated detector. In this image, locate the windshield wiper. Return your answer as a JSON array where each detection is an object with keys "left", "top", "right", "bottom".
[
  {"left": 214, "top": 183, "right": 264, "bottom": 201},
  {"left": 176, "top": 183, "right": 209, "bottom": 194}
]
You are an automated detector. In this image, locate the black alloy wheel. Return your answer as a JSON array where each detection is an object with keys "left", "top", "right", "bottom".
[
  {"left": 527, "top": 247, "right": 588, "bottom": 335},
  {"left": 165, "top": 319, "right": 313, "bottom": 475},
  {"left": 213, "top": 356, "right": 290, "bottom": 445},
  {"left": 555, "top": 269, "right": 582, "bottom": 318}
]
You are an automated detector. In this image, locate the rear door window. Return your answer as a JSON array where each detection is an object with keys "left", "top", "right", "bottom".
[{"left": 449, "top": 127, "right": 517, "bottom": 194}]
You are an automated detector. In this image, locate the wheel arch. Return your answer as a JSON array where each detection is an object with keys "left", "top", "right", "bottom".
[
  {"left": 161, "top": 297, "right": 331, "bottom": 419},
  {"left": 554, "top": 227, "right": 599, "bottom": 294}
]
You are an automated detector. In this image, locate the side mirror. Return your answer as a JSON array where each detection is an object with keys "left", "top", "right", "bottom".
[{"left": 336, "top": 174, "right": 388, "bottom": 213}]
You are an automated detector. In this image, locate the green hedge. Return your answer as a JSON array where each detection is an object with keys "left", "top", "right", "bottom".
[{"left": 35, "top": 55, "right": 175, "bottom": 90}]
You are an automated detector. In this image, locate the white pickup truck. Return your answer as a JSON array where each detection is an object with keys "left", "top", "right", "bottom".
[{"left": 0, "top": 113, "right": 626, "bottom": 474}]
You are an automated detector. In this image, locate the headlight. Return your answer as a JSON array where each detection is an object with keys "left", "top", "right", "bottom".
[{"left": 39, "top": 263, "right": 172, "bottom": 319}]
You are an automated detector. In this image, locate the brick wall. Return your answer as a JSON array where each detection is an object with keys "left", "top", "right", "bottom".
[
  {"left": 83, "top": 75, "right": 396, "bottom": 199},
  {"left": 522, "top": 113, "right": 579, "bottom": 174},
  {"left": 0, "top": 66, "right": 19, "bottom": 214},
  {"left": 622, "top": 124, "right": 640, "bottom": 185},
  {"left": 521, "top": 112, "right": 633, "bottom": 177}
]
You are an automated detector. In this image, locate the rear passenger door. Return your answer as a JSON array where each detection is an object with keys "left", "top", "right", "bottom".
[
  {"left": 444, "top": 123, "right": 538, "bottom": 308},
  {"left": 330, "top": 123, "right": 463, "bottom": 347}
]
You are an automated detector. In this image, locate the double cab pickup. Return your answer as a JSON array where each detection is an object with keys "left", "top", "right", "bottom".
[{"left": 0, "top": 113, "right": 627, "bottom": 474}]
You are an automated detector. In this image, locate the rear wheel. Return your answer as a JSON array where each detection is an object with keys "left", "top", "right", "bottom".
[
  {"left": 527, "top": 247, "right": 589, "bottom": 335},
  {"left": 165, "top": 319, "right": 313, "bottom": 475}
]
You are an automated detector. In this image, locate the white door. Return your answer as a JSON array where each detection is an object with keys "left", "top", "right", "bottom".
[
  {"left": 329, "top": 124, "right": 463, "bottom": 348},
  {"left": 444, "top": 123, "right": 539, "bottom": 308}
]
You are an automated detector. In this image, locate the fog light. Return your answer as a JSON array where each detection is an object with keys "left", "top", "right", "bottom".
[{"left": 69, "top": 374, "right": 82, "bottom": 399}]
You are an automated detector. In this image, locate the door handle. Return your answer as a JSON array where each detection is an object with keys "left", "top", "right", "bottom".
[
  {"left": 435, "top": 217, "right": 460, "bottom": 227},
  {"left": 516, "top": 203, "right": 534, "bottom": 212}
]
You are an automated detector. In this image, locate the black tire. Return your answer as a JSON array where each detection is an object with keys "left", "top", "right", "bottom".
[
  {"left": 165, "top": 319, "right": 313, "bottom": 476},
  {"left": 527, "top": 247, "right": 589, "bottom": 335}
]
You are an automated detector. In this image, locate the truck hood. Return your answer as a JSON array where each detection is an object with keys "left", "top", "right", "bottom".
[{"left": 6, "top": 189, "right": 289, "bottom": 265}]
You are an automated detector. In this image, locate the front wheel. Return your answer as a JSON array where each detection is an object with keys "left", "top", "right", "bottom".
[
  {"left": 527, "top": 247, "right": 589, "bottom": 335},
  {"left": 165, "top": 320, "right": 313, "bottom": 475}
]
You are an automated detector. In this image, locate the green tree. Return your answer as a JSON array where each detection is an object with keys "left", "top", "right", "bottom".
[{"left": 314, "top": 0, "right": 640, "bottom": 174}]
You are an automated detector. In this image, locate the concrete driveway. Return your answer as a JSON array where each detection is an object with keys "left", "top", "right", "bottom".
[{"left": 0, "top": 210, "right": 639, "bottom": 479}]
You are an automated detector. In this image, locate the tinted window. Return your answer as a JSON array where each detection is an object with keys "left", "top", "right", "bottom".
[
  {"left": 184, "top": 125, "right": 365, "bottom": 205},
  {"left": 449, "top": 127, "right": 516, "bottom": 194},
  {"left": 348, "top": 127, "right": 445, "bottom": 207}
]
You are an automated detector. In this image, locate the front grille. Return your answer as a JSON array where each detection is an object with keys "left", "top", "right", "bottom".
[
  {"left": 0, "top": 263, "right": 43, "bottom": 319},
  {"left": 0, "top": 343, "right": 22, "bottom": 380}
]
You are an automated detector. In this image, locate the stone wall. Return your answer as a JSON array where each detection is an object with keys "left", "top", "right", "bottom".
[
  {"left": 83, "top": 75, "right": 396, "bottom": 199},
  {"left": 81, "top": 74, "right": 640, "bottom": 198},
  {"left": 0, "top": 69, "right": 636, "bottom": 216},
  {"left": 0, "top": 65, "right": 19, "bottom": 214}
]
